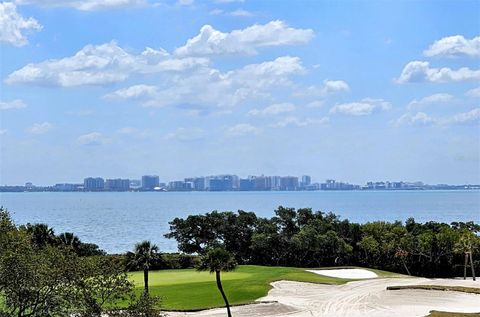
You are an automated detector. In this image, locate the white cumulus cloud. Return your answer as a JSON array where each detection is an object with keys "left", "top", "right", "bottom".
[
  {"left": 395, "top": 112, "right": 436, "bottom": 126},
  {"left": 407, "top": 93, "right": 453, "bottom": 109},
  {"left": 0, "top": 99, "right": 26, "bottom": 110},
  {"left": 226, "top": 123, "right": 261, "bottom": 137},
  {"left": 230, "top": 9, "right": 254, "bottom": 17},
  {"left": 174, "top": 20, "right": 314, "bottom": 56},
  {"left": 424, "top": 35, "right": 480, "bottom": 58},
  {"left": 26, "top": 122, "right": 52, "bottom": 134},
  {"left": 395, "top": 108, "right": 480, "bottom": 127},
  {"left": 466, "top": 87, "right": 480, "bottom": 98},
  {"left": 0, "top": 2, "right": 42, "bottom": 47},
  {"left": 396, "top": 61, "right": 480, "bottom": 83},
  {"left": 104, "top": 84, "right": 158, "bottom": 100},
  {"left": 441, "top": 108, "right": 480, "bottom": 125},
  {"left": 248, "top": 103, "right": 296, "bottom": 116},
  {"left": 77, "top": 132, "right": 108, "bottom": 145},
  {"left": 5, "top": 41, "right": 208, "bottom": 87},
  {"left": 295, "top": 80, "right": 350, "bottom": 97},
  {"left": 272, "top": 116, "right": 329, "bottom": 128},
  {"left": 330, "top": 98, "right": 391, "bottom": 116},
  {"left": 107, "top": 56, "right": 305, "bottom": 108}
]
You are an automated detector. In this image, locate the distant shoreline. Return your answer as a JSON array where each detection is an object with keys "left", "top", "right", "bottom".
[{"left": 1, "top": 188, "right": 480, "bottom": 193}]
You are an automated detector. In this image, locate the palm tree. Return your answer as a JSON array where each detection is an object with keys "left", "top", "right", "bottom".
[
  {"left": 455, "top": 231, "right": 477, "bottom": 281},
  {"left": 25, "top": 223, "right": 56, "bottom": 247},
  {"left": 197, "top": 247, "right": 237, "bottom": 317},
  {"left": 57, "top": 232, "right": 81, "bottom": 250},
  {"left": 127, "top": 240, "right": 159, "bottom": 294},
  {"left": 394, "top": 249, "right": 411, "bottom": 276}
]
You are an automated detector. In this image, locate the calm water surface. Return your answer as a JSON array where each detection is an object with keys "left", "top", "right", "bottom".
[{"left": 1, "top": 191, "right": 479, "bottom": 253}]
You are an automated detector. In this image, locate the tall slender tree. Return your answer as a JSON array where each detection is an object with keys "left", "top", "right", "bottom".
[
  {"left": 455, "top": 231, "right": 477, "bottom": 281},
  {"left": 127, "top": 241, "right": 159, "bottom": 294},
  {"left": 197, "top": 247, "right": 237, "bottom": 317}
]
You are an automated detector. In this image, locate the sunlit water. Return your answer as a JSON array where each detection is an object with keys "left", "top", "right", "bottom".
[{"left": 1, "top": 190, "right": 479, "bottom": 253}]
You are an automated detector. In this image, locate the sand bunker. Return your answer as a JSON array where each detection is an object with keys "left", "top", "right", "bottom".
[
  {"left": 167, "top": 277, "right": 480, "bottom": 317},
  {"left": 306, "top": 268, "right": 378, "bottom": 279}
]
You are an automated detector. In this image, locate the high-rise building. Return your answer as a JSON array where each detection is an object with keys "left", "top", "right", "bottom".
[
  {"left": 105, "top": 178, "right": 130, "bottom": 191},
  {"left": 185, "top": 177, "right": 206, "bottom": 191},
  {"left": 169, "top": 181, "right": 192, "bottom": 191},
  {"left": 322, "top": 179, "right": 357, "bottom": 190},
  {"left": 301, "top": 175, "right": 311, "bottom": 186},
  {"left": 54, "top": 183, "right": 80, "bottom": 191},
  {"left": 84, "top": 177, "right": 105, "bottom": 191},
  {"left": 141, "top": 175, "right": 159, "bottom": 191},
  {"left": 253, "top": 176, "right": 268, "bottom": 190},
  {"left": 269, "top": 176, "right": 281, "bottom": 190},
  {"left": 239, "top": 178, "right": 255, "bottom": 191},
  {"left": 194, "top": 177, "right": 206, "bottom": 191},
  {"left": 280, "top": 176, "right": 298, "bottom": 190},
  {"left": 207, "top": 175, "right": 238, "bottom": 191}
]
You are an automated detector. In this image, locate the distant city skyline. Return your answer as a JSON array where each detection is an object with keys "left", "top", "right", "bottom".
[
  {"left": 3, "top": 173, "right": 478, "bottom": 191},
  {"left": 2, "top": 173, "right": 480, "bottom": 188},
  {"left": 1, "top": 1, "right": 479, "bottom": 185}
]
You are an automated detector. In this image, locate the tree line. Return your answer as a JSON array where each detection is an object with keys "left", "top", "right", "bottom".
[{"left": 166, "top": 206, "right": 479, "bottom": 278}]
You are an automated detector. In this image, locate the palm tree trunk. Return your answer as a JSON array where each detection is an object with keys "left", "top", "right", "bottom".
[
  {"left": 402, "top": 258, "right": 411, "bottom": 276},
  {"left": 464, "top": 252, "right": 468, "bottom": 280},
  {"left": 469, "top": 252, "right": 476, "bottom": 281},
  {"left": 144, "top": 268, "right": 149, "bottom": 293},
  {"left": 216, "top": 270, "right": 232, "bottom": 317}
]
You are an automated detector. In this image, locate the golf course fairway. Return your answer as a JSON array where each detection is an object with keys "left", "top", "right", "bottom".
[{"left": 128, "top": 265, "right": 394, "bottom": 311}]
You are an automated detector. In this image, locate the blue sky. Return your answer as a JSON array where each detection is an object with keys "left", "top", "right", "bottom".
[{"left": 0, "top": 0, "right": 479, "bottom": 185}]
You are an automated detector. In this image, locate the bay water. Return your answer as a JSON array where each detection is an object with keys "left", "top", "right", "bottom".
[{"left": 1, "top": 190, "right": 479, "bottom": 254}]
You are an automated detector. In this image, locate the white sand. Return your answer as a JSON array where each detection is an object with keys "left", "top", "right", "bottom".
[
  {"left": 167, "top": 277, "right": 480, "bottom": 317},
  {"left": 306, "top": 268, "right": 378, "bottom": 279}
]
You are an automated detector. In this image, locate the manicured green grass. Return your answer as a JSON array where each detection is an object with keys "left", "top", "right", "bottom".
[{"left": 127, "top": 265, "right": 383, "bottom": 311}]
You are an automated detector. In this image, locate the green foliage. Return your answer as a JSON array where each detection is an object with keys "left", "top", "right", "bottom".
[
  {"left": 161, "top": 253, "right": 199, "bottom": 269},
  {"left": 165, "top": 210, "right": 258, "bottom": 263},
  {"left": 198, "top": 247, "right": 237, "bottom": 273},
  {"left": 121, "top": 293, "right": 165, "bottom": 317},
  {"left": 17, "top": 223, "right": 106, "bottom": 256},
  {"left": 0, "top": 243, "right": 80, "bottom": 316},
  {"left": 127, "top": 241, "right": 160, "bottom": 271},
  {"left": 73, "top": 256, "right": 134, "bottom": 316},
  {"left": 455, "top": 230, "right": 479, "bottom": 254},
  {"left": 58, "top": 232, "right": 106, "bottom": 256},
  {"left": 22, "top": 223, "right": 56, "bottom": 247},
  {"left": 167, "top": 206, "right": 480, "bottom": 277},
  {"left": 0, "top": 208, "right": 155, "bottom": 317},
  {"left": 0, "top": 243, "right": 135, "bottom": 317},
  {"left": 126, "top": 240, "right": 160, "bottom": 294}
]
